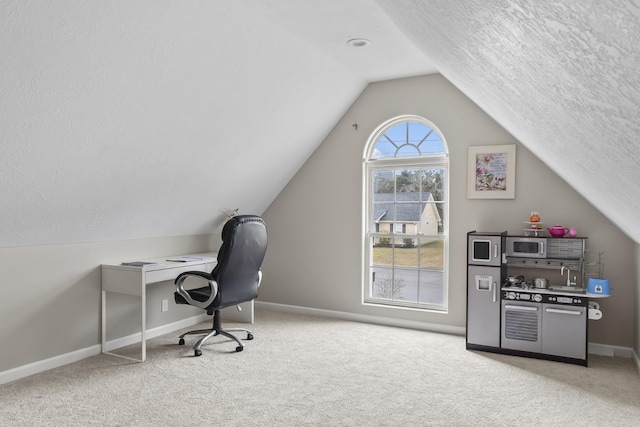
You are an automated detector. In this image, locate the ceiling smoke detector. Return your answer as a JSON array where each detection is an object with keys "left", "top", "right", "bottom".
[{"left": 346, "top": 38, "right": 371, "bottom": 48}]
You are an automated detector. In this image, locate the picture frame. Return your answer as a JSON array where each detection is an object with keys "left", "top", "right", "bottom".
[{"left": 467, "top": 144, "right": 516, "bottom": 199}]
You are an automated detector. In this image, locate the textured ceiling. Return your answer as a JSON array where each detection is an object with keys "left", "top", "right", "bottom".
[
  {"left": 376, "top": 0, "right": 640, "bottom": 243},
  {"left": 2, "top": 0, "right": 639, "bottom": 246},
  {"left": 0, "top": 1, "right": 365, "bottom": 246},
  {"left": 242, "top": 0, "right": 437, "bottom": 82}
]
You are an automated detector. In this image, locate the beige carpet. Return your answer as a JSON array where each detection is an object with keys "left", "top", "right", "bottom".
[{"left": 1, "top": 308, "right": 639, "bottom": 426}]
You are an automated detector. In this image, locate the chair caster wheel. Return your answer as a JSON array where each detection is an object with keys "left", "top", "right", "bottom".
[
  {"left": 247, "top": 333, "right": 254, "bottom": 340},
  {"left": 194, "top": 349, "right": 202, "bottom": 357},
  {"left": 178, "top": 338, "right": 185, "bottom": 346},
  {"left": 236, "top": 346, "right": 243, "bottom": 352}
]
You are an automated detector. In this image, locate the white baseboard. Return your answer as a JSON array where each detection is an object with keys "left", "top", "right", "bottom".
[
  {"left": 0, "top": 344, "right": 102, "bottom": 386},
  {"left": 4, "top": 305, "right": 639, "bottom": 385},
  {"left": 103, "top": 313, "right": 209, "bottom": 352},
  {"left": 587, "top": 342, "right": 634, "bottom": 358},
  {"left": 255, "top": 301, "right": 466, "bottom": 336},
  {"left": 0, "top": 313, "right": 209, "bottom": 386}
]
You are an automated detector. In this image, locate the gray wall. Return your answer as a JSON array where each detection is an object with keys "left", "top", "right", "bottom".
[
  {"left": 636, "top": 244, "right": 640, "bottom": 357},
  {"left": 260, "top": 74, "right": 637, "bottom": 348},
  {"left": 0, "top": 233, "right": 219, "bottom": 373}
]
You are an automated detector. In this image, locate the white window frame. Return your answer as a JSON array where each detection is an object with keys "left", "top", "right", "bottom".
[
  {"left": 393, "top": 223, "right": 403, "bottom": 234},
  {"left": 362, "top": 115, "right": 449, "bottom": 312}
]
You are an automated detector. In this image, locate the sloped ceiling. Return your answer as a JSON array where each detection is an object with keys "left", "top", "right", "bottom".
[
  {"left": 376, "top": 0, "right": 640, "bottom": 243},
  {"left": 2, "top": 0, "right": 639, "bottom": 247},
  {"left": 0, "top": 0, "right": 406, "bottom": 247}
]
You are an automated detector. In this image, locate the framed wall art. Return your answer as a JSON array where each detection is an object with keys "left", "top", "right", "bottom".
[{"left": 467, "top": 144, "right": 516, "bottom": 199}]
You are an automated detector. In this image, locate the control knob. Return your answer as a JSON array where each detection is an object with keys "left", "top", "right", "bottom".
[
  {"left": 533, "top": 294, "right": 543, "bottom": 302},
  {"left": 507, "top": 292, "right": 516, "bottom": 300}
]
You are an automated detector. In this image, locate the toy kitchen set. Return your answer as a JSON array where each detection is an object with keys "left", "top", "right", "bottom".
[{"left": 466, "top": 215, "right": 610, "bottom": 366}]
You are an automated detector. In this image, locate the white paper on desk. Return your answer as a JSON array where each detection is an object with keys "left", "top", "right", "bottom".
[
  {"left": 166, "top": 256, "right": 209, "bottom": 262},
  {"left": 121, "top": 261, "right": 158, "bottom": 267}
]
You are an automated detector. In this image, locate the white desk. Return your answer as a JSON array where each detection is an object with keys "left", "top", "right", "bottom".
[{"left": 101, "top": 253, "right": 220, "bottom": 362}]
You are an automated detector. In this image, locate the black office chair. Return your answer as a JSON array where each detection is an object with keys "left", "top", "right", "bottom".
[{"left": 174, "top": 215, "right": 267, "bottom": 356}]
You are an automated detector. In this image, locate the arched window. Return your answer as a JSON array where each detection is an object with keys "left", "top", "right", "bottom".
[{"left": 363, "top": 115, "right": 449, "bottom": 311}]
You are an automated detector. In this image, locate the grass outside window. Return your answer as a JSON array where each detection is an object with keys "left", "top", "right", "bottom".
[{"left": 373, "top": 240, "right": 444, "bottom": 270}]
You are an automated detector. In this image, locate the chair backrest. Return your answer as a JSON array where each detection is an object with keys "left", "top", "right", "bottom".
[{"left": 212, "top": 215, "right": 268, "bottom": 308}]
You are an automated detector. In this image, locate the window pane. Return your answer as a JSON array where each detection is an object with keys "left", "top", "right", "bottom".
[
  {"left": 371, "top": 121, "right": 445, "bottom": 159},
  {"left": 372, "top": 242, "right": 392, "bottom": 267},
  {"left": 373, "top": 170, "right": 395, "bottom": 194},
  {"left": 420, "top": 168, "right": 445, "bottom": 201},
  {"left": 396, "top": 144, "right": 421, "bottom": 157},
  {"left": 421, "top": 201, "right": 440, "bottom": 235},
  {"left": 371, "top": 267, "right": 403, "bottom": 301},
  {"left": 384, "top": 124, "right": 406, "bottom": 144},
  {"left": 422, "top": 133, "right": 445, "bottom": 154},
  {"left": 408, "top": 122, "right": 430, "bottom": 145},
  {"left": 396, "top": 268, "right": 419, "bottom": 303},
  {"left": 393, "top": 238, "right": 418, "bottom": 269},
  {"left": 372, "top": 170, "right": 395, "bottom": 234},
  {"left": 419, "top": 237, "right": 444, "bottom": 270},
  {"left": 418, "top": 237, "right": 445, "bottom": 306},
  {"left": 372, "top": 139, "right": 397, "bottom": 158}
]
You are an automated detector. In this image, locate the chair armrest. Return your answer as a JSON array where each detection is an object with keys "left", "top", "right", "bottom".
[{"left": 174, "top": 271, "right": 218, "bottom": 310}]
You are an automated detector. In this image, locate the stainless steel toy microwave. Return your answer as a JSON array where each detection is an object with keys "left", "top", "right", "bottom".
[{"left": 505, "top": 236, "right": 546, "bottom": 258}]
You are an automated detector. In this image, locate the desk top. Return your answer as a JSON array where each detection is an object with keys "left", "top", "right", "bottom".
[
  {"left": 102, "top": 252, "right": 217, "bottom": 271},
  {"left": 102, "top": 253, "right": 218, "bottom": 293}
]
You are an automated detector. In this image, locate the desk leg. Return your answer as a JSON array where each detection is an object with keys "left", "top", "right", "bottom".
[
  {"left": 141, "top": 292, "right": 146, "bottom": 362},
  {"left": 101, "top": 290, "right": 106, "bottom": 354},
  {"left": 101, "top": 289, "right": 145, "bottom": 363}
]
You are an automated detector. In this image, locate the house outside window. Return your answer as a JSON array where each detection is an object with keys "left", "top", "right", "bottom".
[{"left": 363, "top": 116, "right": 449, "bottom": 311}]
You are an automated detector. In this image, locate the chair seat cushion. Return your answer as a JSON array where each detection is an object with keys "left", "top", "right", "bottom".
[{"left": 174, "top": 286, "right": 211, "bottom": 305}]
